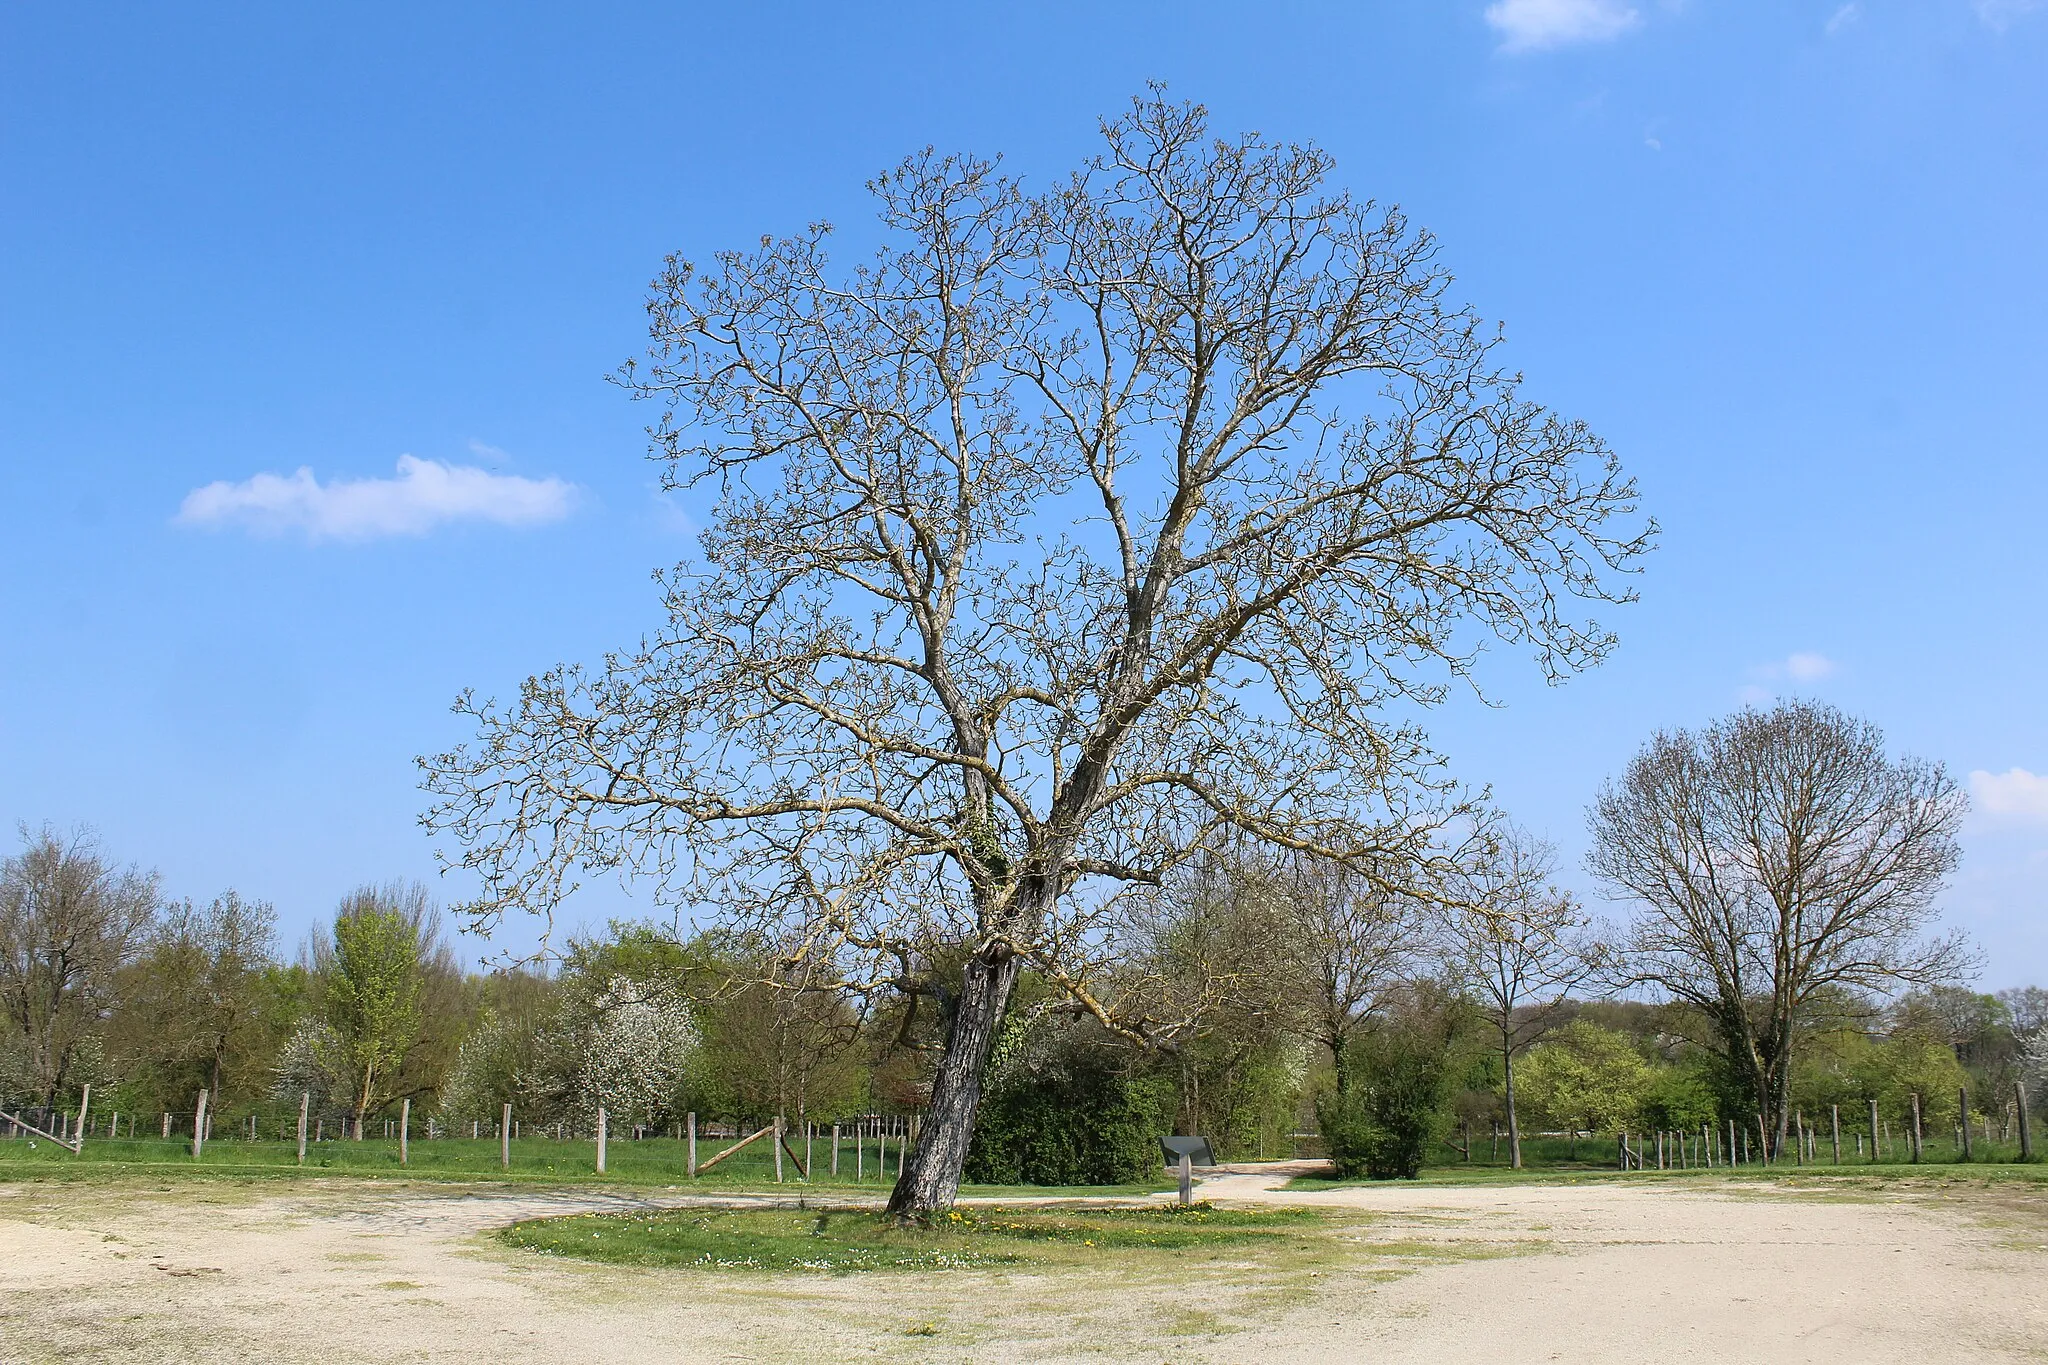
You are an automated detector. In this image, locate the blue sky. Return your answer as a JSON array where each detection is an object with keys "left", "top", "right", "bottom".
[{"left": 3, "top": 1, "right": 2044, "bottom": 982}]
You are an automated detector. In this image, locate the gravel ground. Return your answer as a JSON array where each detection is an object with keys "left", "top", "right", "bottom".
[{"left": 1, "top": 1163, "right": 2042, "bottom": 1362}]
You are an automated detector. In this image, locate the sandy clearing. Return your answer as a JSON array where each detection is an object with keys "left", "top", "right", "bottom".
[
  {"left": 0, "top": 1168, "right": 2042, "bottom": 1364},
  {"left": 1191, "top": 1162, "right": 2048, "bottom": 1362}
]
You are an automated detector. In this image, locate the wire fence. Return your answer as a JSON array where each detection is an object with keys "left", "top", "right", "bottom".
[{"left": 0, "top": 1102, "right": 928, "bottom": 1185}]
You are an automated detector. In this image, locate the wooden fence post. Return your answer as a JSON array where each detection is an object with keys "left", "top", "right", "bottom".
[
  {"left": 805, "top": 1120, "right": 813, "bottom": 1181},
  {"left": 192, "top": 1090, "right": 209, "bottom": 1159},
  {"left": 687, "top": 1111, "right": 697, "bottom": 1177},
  {"left": 400, "top": 1098, "right": 410, "bottom": 1166},
  {"left": 773, "top": 1115, "right": 784, "bottom": 1183},
  {"left": 297, "top": 1092, "right": 309, "bottom": 1165},
  {"left": 1959, "top": 1087, "right": 1973, "bottom": 1161},
  {"left": 857, "top": 1120, "right": 865, "bottom": 1182},
  {"left": 502, "top": 1103, "right": 512, "bottom": 1171},
  {"left": 596, "top": 1107, "right": 607, "bottom": 1175},
  {"left": 1831, "top": 1105, "right": 1840, "bottom": 1164},
  {"left": 2018, "top": 1082, "right": 2034, "bottom": 1162},
  {"left": 1868, "top": 1098, "right": 1880, "bottom": 1162},
  {"left": 1178, "top": 1151, "right": 1193, "bottom": 1206},
  {"left": 1910, "top": 1092, "right": 1923, "bottom": 1163},
  {"left": 832, "top": 1122, "right": 841, "bottom": 1176}
]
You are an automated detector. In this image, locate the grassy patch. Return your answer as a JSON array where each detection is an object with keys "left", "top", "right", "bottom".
[
  {"left": 497, "top": 1201, "right": 1320, "bottom": 1274},
  {"left": 1286, "top": 1160, "right": 2048, "bottom": 1193},
  {"left": 0, "top": 1138, "right": 1166, "bottom": 1200}
]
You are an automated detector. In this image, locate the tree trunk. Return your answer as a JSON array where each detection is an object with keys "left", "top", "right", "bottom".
[
  {"left": 884, "top": 946, "right": 1020, "bottom": 1220},
  {"left": 1502, "top": 1039, "right": 1523, "bottom": 1170},
  {"left": 1772, "top": 1060, "right": 1794, "bottom": 1158},
  {"left": 354, "top": 1063, "right": 375, "bottom": 1140}
]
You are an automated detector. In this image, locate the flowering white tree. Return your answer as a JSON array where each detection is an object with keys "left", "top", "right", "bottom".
[{"left": 571, "top": 979, "right": 697, "bottom": 1129}]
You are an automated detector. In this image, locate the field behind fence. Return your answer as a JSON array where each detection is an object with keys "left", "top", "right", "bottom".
[{"left": 0, "top": 1105, "right": 963, "bottom": 1190}]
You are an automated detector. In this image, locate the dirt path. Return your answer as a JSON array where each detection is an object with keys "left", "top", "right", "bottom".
[{"left": 1, "top": 1167, "right": 2043, "bottom": 1363}]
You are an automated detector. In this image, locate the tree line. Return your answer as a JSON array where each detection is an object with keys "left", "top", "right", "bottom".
[
  {"left": 0, "top": 835, "right": 875, "bottom": 1138},
  {"left": 4, "top": 699, "right": 2033, "bottom": 1179}
]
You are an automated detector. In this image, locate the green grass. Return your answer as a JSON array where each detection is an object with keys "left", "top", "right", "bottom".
[
  {"left": 496, "top": 1201, "right": 1321, "bottom": 1273},
  {"left": 0, "top": 1133, "right": 1169, "bottom": 1199},
  {"left": 1288, "top": 1143, "right": 2048, "bottom": 1191}
]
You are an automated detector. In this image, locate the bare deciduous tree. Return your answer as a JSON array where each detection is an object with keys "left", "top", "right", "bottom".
[
  {"left": 0, "top": 826, "right": 158, "bottom": 1109},
  {"left": 1439, "top": 825, "right": 1603, "bottom": 1168},
  {"left": 1266, "top": 852, "right": 1435, "bottom": 1093},
  {"left": 422, "top": 92, "right": 1649, "bottom": 1216},
  {"left": 1587, "top": 700, "right": 1972, "bottom": 1152}
]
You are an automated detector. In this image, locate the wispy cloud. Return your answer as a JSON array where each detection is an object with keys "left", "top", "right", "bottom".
[
  {"left": 1970, "top": 768, "right": 2048, "bottom": 824},
  {"left": 1826, "top": 3, "right": 1861, "bottom": 35},
  {"left": 1783, "top": 651, "right": 1837, "bottom": 682},
  {"left": 1751, "top": 650, "right": 1838, "bottom": 682},
  {"left": 1737, "top": 651, "right": 1838, "bottom": 704},
  {"left": 177, "top": 455, "right": 579, "bottom": 541},
  {"left": 1486, "top": 0, "right": 1642, "bottom": 51},
  {"left": 1975, "top": 0, "right": 2044, "bottom": 31}
]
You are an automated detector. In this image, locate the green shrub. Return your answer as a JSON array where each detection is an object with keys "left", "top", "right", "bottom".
[
  {"left": 965, "top": 1025, "right": 1168, "bottom": 1186},
  {"left": 1318, "top": 1026, "right": 1457, "bottom": 1180}
]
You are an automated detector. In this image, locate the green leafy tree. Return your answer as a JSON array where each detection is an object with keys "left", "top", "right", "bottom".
[
  {"left": 318, "top": 884, "right": 436, "bottom": 1134},
  {"left": 1516, "top": 1020, "right": 1654, "bottom": 1147},
  {"left": 113, "top": 890, "right": 278, "bottom": 1111},
  {"left": 1317, "top": 986, "right": 1467, "bottom": 1179},
  {"left": 1637, "top": 1057, "right": 1719, "bottom": 1131},
  {"left": 1793, "top": 1027, "right": 1972, "bottom": 1131}
]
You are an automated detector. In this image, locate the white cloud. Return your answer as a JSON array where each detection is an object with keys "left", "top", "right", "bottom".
[
  {"left": 1970, "top": 768, "right": 2048, "bottom": 824},
  {"left": 1826, "top": 3, "right": 1861, "bottom": 34},
  {"left": 1745, "top": 650, "right": 1838, "bottom": 684},
  {"left": 1976, "top": 0, "right": 2044, "bottom": 30},
  {"left": 1736, "top": 651, "right": 1838, "bottom": 703},
  {"left": 177, "top": 454, "right": 579, "bottom": 541},
  {"left": 1784, "top": 651, "right": 1837, "bottom": 682},
  {"left": 1486, "top": 0, "right": 1642, "bottom": 50}
]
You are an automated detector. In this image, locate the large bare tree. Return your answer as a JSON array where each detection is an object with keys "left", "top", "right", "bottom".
[
  {"left": 422, "top": 93, "right": 1649, "bottom": 1216},
  {"left": 1587, "top": 700, "right": 1971, "bottom": 1152},
  {"left": 0, "top": 826, "right": 158, "bottom": 1109},
  {"left": 1439, "top": 825, "right": 1603, "bottom": 1168}
]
